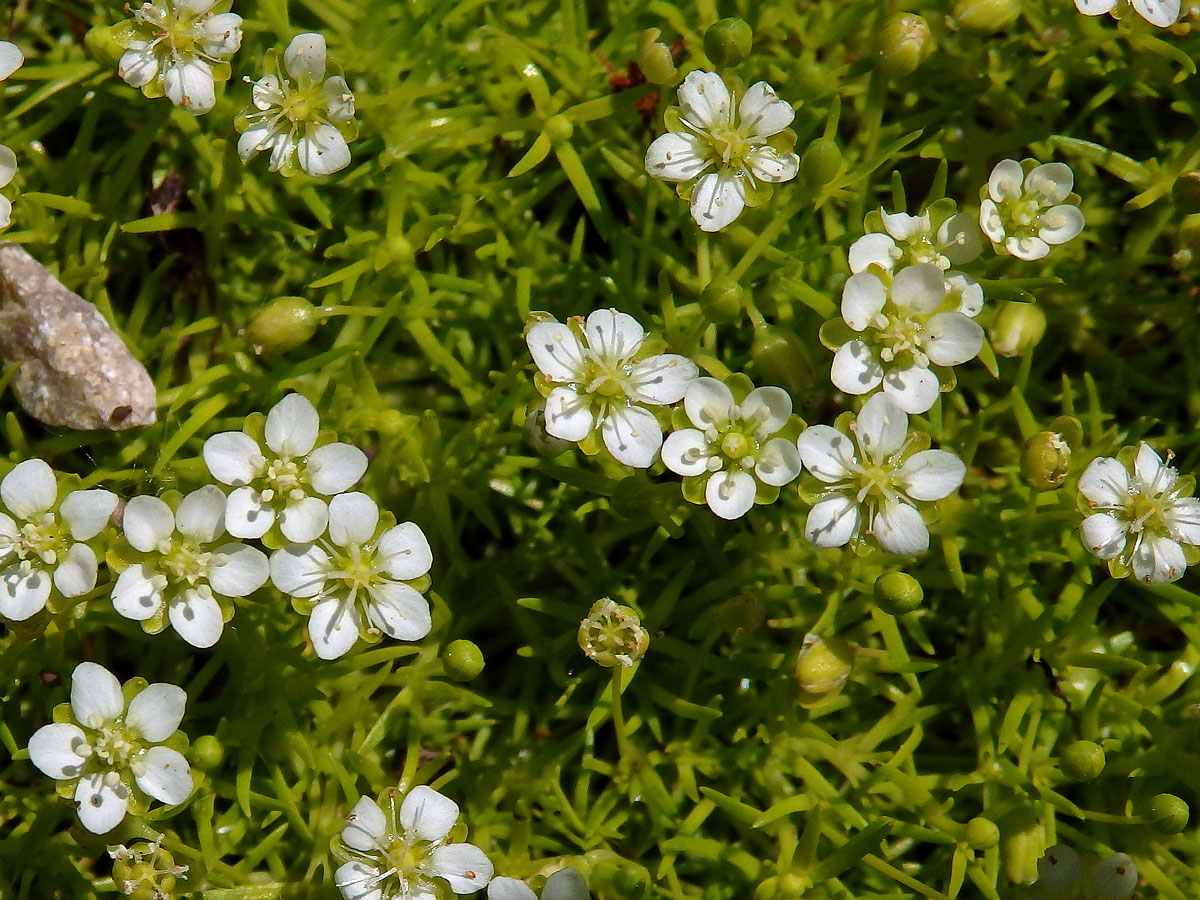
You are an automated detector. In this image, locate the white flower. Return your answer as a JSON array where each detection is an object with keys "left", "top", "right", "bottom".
[
  {"left": 0, "top": 41, "right": 23, "bottom": 230},
  {"left": 1078, "top": 442, "right": 1200, "bottom": 585},
  {"left": 270, "top": 492, "right": 434, "bottom": 660},
  {"left": 114, "top": 0, "right": 243, "bottom": 115},
  {"left": 203, "top": 393, "right": 368, "bottom": 542},
  {"left": 848, "top": 206, "right": 982, "bottom": 275},
  {"left": 661, "top": 377, "right": 802, "bottom": 520},
  {"left": 979, "top": 160, "right": 1085, "bottom": 261},
  {"left": 0, "top": 459, "right": 117, "bottom": 621},
  {"left": 796, "top": 393, "right": 964, "bottom": 555},
  {"left": 1030, "top": 845, "right": 1138, "bottom": 900},
  {"left": 111, "top": 486, "right": 269, "bottom": 648},
  {"left": 236, "top": 33, "right": 358, "bottom": 177},
  {"left": 526, "top": 309, "right": 697, "bottom": 468},
  {"left": 335, "top": 785, "right": 493, "bottom": 900},
  {"left": 645, "top": 71, "right": 799, "bottom": 231},
  {"left": 829, "top": 263, "right": 985, "bottom": 415},
  {"left": 1075, "top": 0, "right": 1180, "bottom": 27},
  {"left": 27, "top": 662, "right": 193, "bottom": 834}
]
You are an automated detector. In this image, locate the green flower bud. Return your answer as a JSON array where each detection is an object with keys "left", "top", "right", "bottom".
[
  {"left": 953, "top": 0, "right": 1022, "bottom": 32},
  {"left": 1173, "top": 172, "right": 1200, "bottom": 215},
  {"left": 188, "top": 735, "right": 225, "bottom": 770},
  {"left": 1021, "top": 431, "right": 1071, "bottom": 491},
  {"left": 588, "top": 853, "right": 650, "bottom": 899},
  {"left": 965, "top": 817, "right": 1000, "bottom": 850},
  {"left": 444, "top": 639, "right": 486, "bottom": 681},
  {"left": 636, "top": 29, "right": 677, "bottom": 85},
  {"left": 1146, "top": 793, "right": 1189, "bottom": 834},
  {"left": 1059, "top": 740, "right": 1105, "bottom": 781},
  {"left": 544, "top": 114, "right": 575, "bottom": 146},
  {"left": 578, "top": 599, "right": 649, "bottom": 668},
  {"left": 989, "top": 300, "right": 1046, "bottom": 358},
  {"left": 85, "top": 25, "right": 125, "bottom": 68},
  {"left": 751, "top": 325, "right": 813, "bottom": 399},
  {"left": 800, "top": 137, "right": 843, "bottom": 187},
  {"left": 703, "top": 18, "right": 753, "bottom": 69},
  {"left": 877, "top": 13, "right": 934, "bottom": 79},
  {"left": 873, "top": 572, "right": 924, "bottom": 615},
  {"left": 246, "top": 297, "right": 321, "bottom": 356},
  {"left": 699, "top": 276, "right": 745, "bottom": 324},
  {"left": 795, "top": 633, "right": 854, "bottom": 709},
  {"left": 1000, "top": 808, "right": 1046, "bottom": 885}
]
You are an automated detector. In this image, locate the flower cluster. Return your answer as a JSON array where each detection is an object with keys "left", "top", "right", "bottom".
[{"left": 0, "top": 40, "right": 24, "bottom": 229}]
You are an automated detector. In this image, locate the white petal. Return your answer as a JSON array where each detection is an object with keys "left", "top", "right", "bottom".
[
  {"left": 1132, "top": 0, "right": 1180, "bottom": 24},
  {"left": 250, "top": 74, "right": 282, "bottom": 111},
  {"left": 342, "top": 796, "right": 387, "bottom": 852},
  {"left": 335, "top": 860, "right": 384, "bottom": 900},
  {"left": 71, "top": 661, "right": 124, "bottom": 729},
  {"left": 488, "top": 877, "right": 538, "bottom": 900},
  {"left": 805, "top": 493, "right": 860, "bottom": 547},
  {"left": 880, "top": 210, "right": 930, "bottom": 241},
  {"left": 830, "top": 341, "right": 884, "bottom": 396},
  {"left": 1075, "top": 0, "right": 1118, "bottom": 12},
  {"left": 543, "top": 869, "right": 590, "bottom": 900},
  {"left": 200, "top": 13, "right": 243, "bottom": 59},
  {"left": 0, "top": 144, "right": 14, "bottom": 190},
  {"left": 526, "top": 322, "right": 586, "bottom": 382},
  {"left": 28, "top": 722, "right": 88, "bottom": 779},
  {"left": 645, "top": 132, "right": 712, "bottom": 183},
  {"left": 169, "top": 588, "right": 225, "bottom": 648},
  {"left": 307, "top": 443, "right": 369, "bottom": 494},
  {"left": 755, "top": 438, "right": 802, "bottom": 487},
  {"left": 266, "top": 394, "right": 320, "bottom": 457},
  {"left": 163, "top": 58, "right": 216, "bottom": 114},
  {"left": 224, "top": 486, "right": 275, "bottom": 539},
  {"left": 897, "top": 450, "right": 965, "bottom": 500},
  {"left": 873, "top": 501, "right": 929, "bottom": 555},
  {"left": 425, "top": 843, "right": 494, "bottom": 894},
  {"left": 377, "top": 522, "right": 433, "bottom": 581},
  {"left": 267, "top": 131, "right": 295, "bottom": 172},
  {"left": 126, "top": 683, "right": 186, "bottom": 742},
  {"left": 705, "top": 470, "right": 757, "bottom": 520},
  {"left": 118, "top": 47, "right": 159, "bottom": 88},
  {"left": 979, "top": 199, "right": 1006, "bottom": 243},
  {"left": 2, "top": 459, "right": 57, "bottom": 519},
  {"left": 175, "top": 485, "right": 226, "bottom": 543},
  {"left": 74, "top": 773, "right": 129, "bottom": 834},
  {"left": 60, "top": 489, "right": 118, "bottom": 540},
  {"left": 308, "top": 597, "right": 362, "bottom": 659},
  {"left": 323, "top": 76, "right": 356, "bottom": 122},
  {"left": 279, "top": 496, "right": 329, "bottom": 543},
  {"left": 1006, "top": 235, "right": 1050, "bottom": 261},
  {"left": 270, "top": 545, "right": 330, "bottom": 597},
  {"left": 627, "top": 354, "right": 698, "bottom": 405},
  {"left": 544, "top": 386, "right": 594, "bottom": 442},
  {"left": 0, "top": 566, "right": 50, "bottom": 620},
  {"left": 585, "top": 308, "right": 645, "bottom": 363},
  {"left": 746, "top": 146, "right": 799, "bottom": 184},
  {"left": 1133, "top": 442, "right": 1172, "bottom": 493},
  {"left": 1091, "top": 853, "right": 1138, "bottom": 899},
  {"left": 684, "top": 377, "right": 735, "bottom": 429},
  {"left": 742, "top": 386, "right": 793, "bottom": 438},
  {"left": 1036, "top": 845, "right": 1083, "bottom": 895},
  {"left": 209, "top": 543, "right": 269, "bottom": 597},
  {"left": 203, "top": 432, "right": 262, "bottom": 486},
  {"left": 1132, "top": 533, "right": 1187, "bottom": 584},
  {"left": 739, "top": 81, "right": 794, "bottom": 138},
  {"left": 856, "top": 393, "right": 909, "bottom": 459},
  {"left": 399, "top": 785, "right": 459, "bottom": 842},
  {"left": 1166, "top": 497, "right": 1200, "bottom": 546},
  {"left": 882, "top": 365, "right": 940, "bottom": 415},
  {"left": 937, "top": 212, "right": 983, "bottom": 265},
  {"left": 111, "top": 564, "right": 164, "bottom": 621},
  {"left": 945, "top": 271, "right": 984, "bottom": 317},
  {"left": 173, "top": 0, "right": 218, "bottom": 13},
  {"left": 1039, "top": 205, "right": 1084, "bottom": 246},
  {"left": 602, "top": 404, "right": 663, "bottom": 468},
  {"left": 841, "top": 273, "right": 887, "bottom": 331},
  {"left": 1024, "top": 163, "right": 1074, "bottom": 204},
  {"left": 1079, "top": 456, "right": 1130, "bottom": 507},
  {"left": 298, "top": 123, "right": 351, "bottom": 177},
  {"left": 123, "top": 496, "right": 176, "bottom": 553},
  {"left": 0, "top": 513, "right": 14, "bottom": 564},
  {"left": 677, "top": 70, "right": 731, "bottom": 131},
  {"left": 987, "top": 159, "right": 1025, "bottom": 203},
  {"left": 135, "top": 746, "right": 193, "bottom": 805},
  {"left": 796, "top": 425, "right": 857, "bottom": 483},
  {"left": 285, "top": 32, "right": 327, "bottom": 84},
  {"left": 923, "top": 312, "right": 984, "bottom": 366},
  {"left": 0, "top": 41, "right": 23, "bottom": 81},
  {"left": 1081, "top": 513, "right": 1127, "bottom": 559},
  {"left": 366, "top": 581, "right": 432, "bottom": 641},
  {"left": 848, "top": 233, "right": 897, "bottom": 275},
  {"left": 660, "top": 429, "right": 712, "bottom": 477},
  {"left": 327, "top": 492, "right": 378, "bottom": 546},
  {"left": 53, "top": 543, "right": 98, "bottom": 598},
  {"left": 890, "top": 263, "right": 945, "bottom": 315},
  {"left": 690, "top": 171, "right": 747, "bottom": 232}
]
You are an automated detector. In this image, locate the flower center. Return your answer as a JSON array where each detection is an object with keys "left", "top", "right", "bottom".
[
  {"left": 282, "top": 88, "right": 323, "bottom": 124},
  {"left": 259, "top": 457, "right": 309, "bottom": 504},
  {"left": 855, "top": 461, "right": 898, "bottom": 502},
  {"left": 384, "top": 837, "right": 425, "bottom": 875},
  {"left": 874, "top": 313, "right": 929, "bottom": 367},
  {"left": 905, "top": 235, "right": 949, "bottom": 270},
  {"left": 0, "top": 513, "right": 65, "bottom": 567},
  {"left": 90, "top": 724, "right": 140, "bottom": 768},
  {"left": 721, "top": 432, "right": 753, "bottom": 460},
  {"left": 159, "top": 541, "right": 217, "bottom": 586},
  {"left": 1129, "top": 492, "right": 1170, "bottom": 534},
  {"left": 706, "top": 121, "right": 752, "bottom": 168}
]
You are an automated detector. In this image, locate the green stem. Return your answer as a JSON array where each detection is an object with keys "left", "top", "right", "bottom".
[
  {"left": 610, "top": 666, "right": 633, "bottom": 763},
  {"left": 697, "top": 232, "right": 711, "bottom": 287}
]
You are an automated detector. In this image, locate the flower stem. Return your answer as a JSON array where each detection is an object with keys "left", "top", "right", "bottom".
[
  {"left": 610, "top": 666, "right": 633, "bottom": 764},
  {"left": 697, "top": 232, "right": 711, "bottom": 287}
]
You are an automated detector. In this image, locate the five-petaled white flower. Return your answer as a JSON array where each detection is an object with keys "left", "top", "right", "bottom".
[
  {"left": 1075, "top": 0, "right": 1180, "bottom": 27},
  {"left": 1078, "top": 442, "right": 1200, "bottom": 584},
  {"left": 27, "top": 662, "right": 193, "bottom": 834},
  {"left": 270, "top": 492, "right": 434, "bottom": 660},
  {"left": 661, "top": 377, "right": 802, "bottom": 520},
  {"left": 796, "top": 393, "right": 965, "bottom": 555},
  {"left": 115, "top": 0, "right": 243, "bottom": 115},
  {"left": 203, "top": 393, "right": 368, "bottom": 543},
  {"left": 1030, "top": 844, "right": 1138, "bottom": 900},
  {"left": 830, "top": 262, "right": 985, "bottom": 415},
  {"left": 848, "top": 207, "right": 982, "bottom": 276},
  {"left": 236, "top": 33, "right": 358, "bottom": 177},
  {"left": 645, "top": 70, "right": 799, "bottom": 232},
  {"left": 526, "top": 309, "right": 697, "bottom": 468},
  {"left": 111, "top": 486, "right": 269, "bottom": 648},
  {"left": 979, "top": 160, "right": 1085, "bottom": 261},
  {"left": 0, "top": 41, "right": 24, "bottom": 230},
  {"left": 335, "top": 785, "right": 494, "bottom": 900},
  {"left": 0, "top": 459, "right": 118, "bottom": 621}
]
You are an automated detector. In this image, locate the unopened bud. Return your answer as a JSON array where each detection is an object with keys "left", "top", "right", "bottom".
[
  {"left": 751, "top": 325, "right": 813, "bottom": 399},
  {"left": 989, "top": 300, "right": 1046, "bottom": 357},
  {"left": 188, "top": 735, "right": 224, "bottom": 770},
  {"left": 1059, "top": 740, "right": 1104, "bottom": 780},
  {"left": 795, "top": 633, "right": 854, "bottom": 708},
  {"left": 444, "top": 639, "right": 486, "bottom": 681},
  {"left": 1174, "top": 172, "right": 1200, "bottom": 215},
  {"left": 703, "top": 18, "right": 753, "bottom": 68},
  {"left": 873, "top": 571, "right": 923, "bottom": 615},
  {"left": 544, "top": 114, "right": 574, "bottom": 145},
  {"left": 800, "top": 137, "right": 843, "bottom": 187},
  {"left": 1146, "top": 793, "right": 1189, "bottom": 834},
  {"left": 877, "top": 13, "right": 933, "bottom": 78},
  {"left": 965, "top": 817, "right": 1000, "bottom": 850},
  {"left": 246, "top": 297, "right": 320, "bottom": 356},
  {"left": 578, "top": 598, "right": 648, "bottom": 668},
  {"left": 953, "top": 0, "right": 1023, "bottom": 32},
  {"left": 1021, "top": 431, "right": 1071, "bottom": 491},
  {"left": 636, "top": 29, "right": 677, "bottom": 85},
  {"left": 699, "top": 276, "right": 745, "bottom": 324}
]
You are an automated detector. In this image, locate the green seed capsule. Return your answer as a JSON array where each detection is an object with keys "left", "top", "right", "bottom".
[
  {"left": 444, "top": 639, "right": 486, "bottom": 681},
  {"left": 703, "top": 17, "right": 753, "bottom": 68},
  {"left": 544, "top": 114, "right": 574, "bottom": 145},
  {"left": 84, "top": 25, "right": 125, "bottom": 68},
  {"left": 636, "top": 29, "right": 677, "bottom": 85},
  {"left": 989, "top": 300, "right": 1046, "bottom": 358},
  {"left": 699, "top": 276, "right": 745, "bottom": 324},
  {"left": 965, "top": 817, "right": 1000, "bottom": 850},
  {"left": 1146, "top": 793, "right": 1189, "bottom": 834},
  {"left": 877, "top": 13, "right": 934, "bottom": 79},
  {"left": 1059, "top": 740, "right": 1105, "bottom": 781},
  {"left": 953, "top": 0, "right": 1022, "bottom": 32},
  {"left": 751, "top": 325, "right": 813, "bottom": 399},
  {"left": 795, "top": 634, "right": 854, "bottom": 708},
  {"left": 1021, "top": 431, "right": 1071, "bottom": 491},
  {"left": 189, "top": 734, "right": 225, "bottom": 770},
  {"left": 246, "top": 297, "right": 321, "bottom": 356},
  {"left": 800, "top": 137, "right": 843, "bottom": 187},
  {"left": 1173, "top": 172, "right": 1200, "bottom": 215},
  {"left": 873, "top": 572, "right": 924, "bottom": 615}
]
